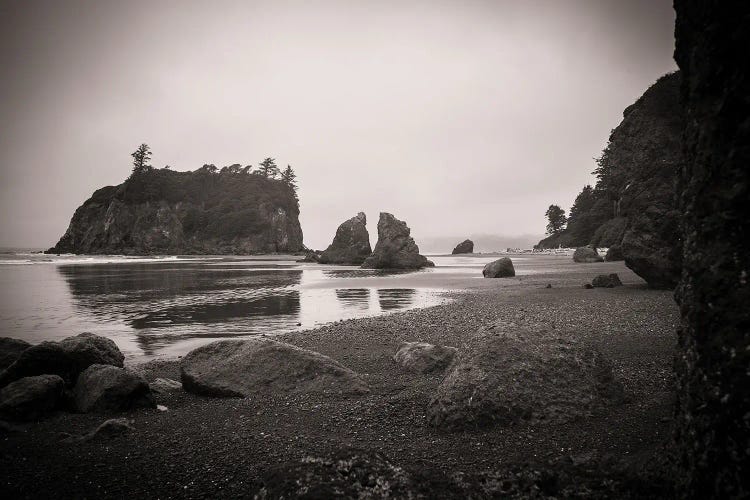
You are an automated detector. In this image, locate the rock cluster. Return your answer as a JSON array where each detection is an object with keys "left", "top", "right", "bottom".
[
  {"left": 361, "top": 213, "right": 433, "bottom": 269},
  {"left": 451, "top": 239, "right": 474, "bottom": 254},
  {"left": 319, "top": 212, "right": 372, "bottom": 265},
  {"left": 482, "top": 257, "right": 515, "bottom": 278},
  {"left": 392, "top": 342, "right": 457, "bottom": 374},
  {"left": 573, "top": 247, "right": 603, "bottom": 263}
]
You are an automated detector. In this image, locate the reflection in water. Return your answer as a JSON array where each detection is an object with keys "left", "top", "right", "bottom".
[
  {"left": 334, "top": 288, "right": 371, "bottom": 310},
  {"left": 323, "top": 268, "right": 418, "bottom": 279},
  {"left": 377, "top": 288, "right": 417, "bottom": 310}
]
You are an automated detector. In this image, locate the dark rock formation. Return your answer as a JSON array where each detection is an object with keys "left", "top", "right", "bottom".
[
  {"left": 392, "top": 342, "right": 457, "bottom": 374},
  {"left": 573, "top": 247, "right": 603, "bottom": 263},
  {"left": 360, "top": 213, "right": 432, "bottom": 269},
  {"left": 319, "top": 212, "right": 372, "bottom": 265},
  {"left": 0, "top": 333, "right": 124, "bottom": 387},
  {"left": 180, "top": 339, "right": 369, "bottom": 397},
  {"left": 604, "top": 245, "right": 624, "bottom": 262},
  {"left": 482, "top": 257, "right": 515, "bottom": 278},
  {"left": 46, "top": 166, "right": 303, "bottom": 255},
  {"left": 428, "top": 328, "right": 625, "bottom": 430},
  {"left": 591, "top": 274, "right": 623, "bottom": 288},
  {"left": 296, "top": 250, "right": 321, "bottom": 263},
  {"left": 673, "top": 2, "right": 750, "bottom": 497},
  {"left": 451, "top": 239, "right": 474, "bottom": 254},
  {"left": 0, "top": 338, "right": 30, "bottom": 371},
  {"left": 0, "top": 375, "right": 64, "bottom": 421},
  {"left": 74, "top": 364, "right": 155, "bottom": 413}
]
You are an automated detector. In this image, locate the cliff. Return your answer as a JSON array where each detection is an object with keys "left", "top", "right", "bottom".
[{"left": 47, "top": 165, "right": 304, "bottom": 255}]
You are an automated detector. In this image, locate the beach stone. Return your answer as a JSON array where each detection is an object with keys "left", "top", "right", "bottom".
[
  {"left": 592, "top": 273, "right": 623, "bottom": 288},
  {"left": 605, "top": 245, "right": 624, "bottom": 262},
  {"left": 74, "top": 364, "right": 155, "bottom": 413},
  {"left": 573, "top": 247, "right": 604, "bottom": 263},
  {"left": 451, "top": 239, "right": 474, "bottom": 254},
  {"left": 361, "top": 213, "right": 432, "bottom": 269},
  {"left": 428, "top": 328, "right": 625, "bottom": 430},
  {"left": 393, "top": 342, "right": 457, "bottom": 374},
  {"left": 319, "top": 212, "right": 372, "bottom": 265},
  {"left": 482, "top": 257, "right": 515, "bottom": 278},
  {"left": 149, "top": 377, "right": 182, "bottom": 394},
  {"left": 0, "top": 333, "right": 124, "bottom": 387},
  {"left": 64, "top": 418, "right": 135, "bottom": 443},
  {"left": 0, "top": 374, "right": 64, "bottom": 421},
  {"left": 180, "top": 339, "right": 370, "bottom": 398},
  {"left": 0, "top": 338, "right": 30, "bottom": 371}
]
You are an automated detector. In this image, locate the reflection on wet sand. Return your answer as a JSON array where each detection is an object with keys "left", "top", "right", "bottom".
[
  {"left": 377, "top": 288, "right": 417, "bottom": 310},
  {"left": 334, "top": 288, "right": 371, "bottom": 310}
]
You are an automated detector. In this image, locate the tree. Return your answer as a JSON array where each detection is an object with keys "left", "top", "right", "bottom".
[
  {"left": 545, "top": 204, "right": 567, "bottom": 235},
  {"left": 281, "top": 165, "right": 297, "bottom": 189},
  {"left": 131, "top": 143, "right": 152, "bottom": 174},
  {"left": 257, "top": 157, "right": 280, "bottom": 179}
]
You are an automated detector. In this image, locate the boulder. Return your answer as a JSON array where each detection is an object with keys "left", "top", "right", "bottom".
[
  {"left": 319, "top": 212, "right": 372, "bottom": 265},
  {"left": 393, "top": 342, "right": 457, "bottom": 374},
  {"left": 621, "top": 210, "right": 681, "bottom": 288},
  {"left": 74, "top": 364, "right": 155, "bottom": 413},
  {"left": 180, "top": 339, "right": 369, "bottom": 398},
  {"left": 482, "top": 257, "right": 515, "bottom": 278},
  {"left": 605, "top": 245, "right": 624, "bottom": 262},
  {"left": 0, "top": 333, "right": 124, "bottom": 387},
  {"left": 360, "top": 213, "right": 432, "bottom": 269},
  {"left": 0, "top": 338, "right": 30, "bottom": 371},
  {"left": 573, "top": 247, "right": 604, "bottom": 263},
  {"left": 592, "top": 273, "right": 623, "bottom": 288},
  {"left": 0, "top": 375, "right": 64, "bottom": 421},
  {"left": 63, "top": 418, "right": 135, "bottom": 443},
  {"left": 428, "top": 328, "right": 625, "bottom": 430},
  {"left": 451, "top": 239, "right": 474, "bottom": 254},
  {"left": 149, "top": 377, "right": 182, "bottom": 394}
]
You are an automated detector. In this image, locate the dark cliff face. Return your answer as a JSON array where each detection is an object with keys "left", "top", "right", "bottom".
[
  {"left": 673, "top": 2, "right": 750, "bottom": 498},
  {"left": 47, "top": 167, "right": 304, "bottom": 255}
]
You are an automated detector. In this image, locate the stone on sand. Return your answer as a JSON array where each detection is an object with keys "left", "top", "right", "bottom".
[
  {"left": 482, "top": 257, "right": 515, "bottom": 278},
  {"left": 592, "top": 273, "right": 623, "bottom": 288},
  {"left": 393, "top": 342, "right": 457, "bottom": 374},
  {"left": 0, "top": 374, "right": 64, "bottom": 421},
  {"left": 74, "top": 364, "right": 155, "bottom": 413}
]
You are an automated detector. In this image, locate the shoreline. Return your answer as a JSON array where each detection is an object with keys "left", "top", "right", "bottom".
[{"left": 1, "top": 260, "right": 680, "bottom": 497}]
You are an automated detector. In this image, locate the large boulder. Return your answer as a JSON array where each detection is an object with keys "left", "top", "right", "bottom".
[
  {"left": 0, "top": 374, "right": 64, "bottom": 421},
  {"left": 180, "top": 339, "right": 369, "bottom": 397},
  {"left": 573, "top": 247, "right": 604, "bottom": 263},
  {"left": 482, "top": 257, "right": 515, "bottom": 278},
  {"left": 621, "top": 211, "right": 682, "bottom": 289},
  {"left": 428, "top": 328, "right": 625, "bottom": 430},
  {"left": 319, "top": 212, "right": 372, "bottom": 265},
  {"left": 0, "top": 338, "right": 30, "bottom": 371},
  {"left": 393, "top": 342, "right": 457, "bottom": 374},
  {"left": 360, "top": 213, "right": 433, "bottom": 269},
  {"left": 451, "top": 239, "right": 474, "bottom": 254},
  {"left": 74, "top": 364, "right": 155, "bottom": 413},
  {"left": 0, "top": 333, "right": 124, "bottom": 387}
]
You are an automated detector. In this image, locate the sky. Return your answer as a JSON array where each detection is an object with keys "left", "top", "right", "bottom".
[{"left": 0, "top": 0, "right": 677, "bottom": 251}]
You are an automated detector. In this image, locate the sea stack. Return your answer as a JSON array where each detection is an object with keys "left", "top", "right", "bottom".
[
  {"left": 451, "top": 239, "right": 474, "bottom": 254},
  {"left": 319, "top": 212, "right": 372, "bottom": 265},
  {"left": 361, "top": 213, "right": 433, "bottom": 269}
]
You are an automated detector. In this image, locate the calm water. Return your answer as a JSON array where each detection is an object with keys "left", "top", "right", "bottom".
[{"left": 0, "top": 252, "right": 526, "bottom": 361}]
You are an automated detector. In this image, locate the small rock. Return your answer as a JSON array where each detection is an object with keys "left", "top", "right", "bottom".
[
  {"left": 545, "top": 284, "right": 552, "bottom": 289},
  {"left": 482, "top": 258, "right": 515, "bottom": 278},
  {"left": 64, "top": 418, "right": 134, "bottom": 443},
  {"left": 393, "top": 342, "right": 457, "bottom": 374},
  {"left": 583, "top": 283, "right": 594, "bottom": 289},
  {"left": 149, "top": 377, "right": 182, "bottom": 394},
  {"left": 591, "top": 273, "right": 623, "bottom": 288}
]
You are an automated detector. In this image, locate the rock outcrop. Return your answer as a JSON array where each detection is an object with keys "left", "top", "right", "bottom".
[
  {"left": 46, "top": 165, "right": 303, "bottom": 255},
  {"left": 604, "top": 245, "right": 624, "bottom": 262},
  {"left": 0, "top": 333, "right": 124, "bottom": 387},
  {"left": 482, "top": 257, "right": 515, "bottom": 278},
  {"left": 393, "top": 342, "right": 457, "bottom": 374},
  {"left": 451, "top": 239, "right": 474, "bottom": 254},
  {"left": 591, "top": 273, "right": 623, "bottom": 288},
  {"left": 360, "top": 213, "right": 433, "bottom": 269},
  {"left": 573, "top": 247, "right": 603, "bottom": 263},
  {"left": 319, "top": 212, "right": 372, "bottom": 265},
  {"left": 180, "top": 339, "right": 369, "bottom": 397},
  {"left": 428, "top": 328, "right": 625, "bottom": 430},
  {"left": 0, "top": 374, "right": 64, "bottom": 421},
  {"left": 0, "top": 338, "right": 30, "bottom": 371},
  {"left": 74, "top": 364, "right": 155, "bottom": 413},
  {"left": 673, "top": 3, "right": 750, "bottom": 497}
]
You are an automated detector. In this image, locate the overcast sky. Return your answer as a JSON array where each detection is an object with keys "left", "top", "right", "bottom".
[{"left": 0, "top": 0, "right": 677, "bottom": 250}]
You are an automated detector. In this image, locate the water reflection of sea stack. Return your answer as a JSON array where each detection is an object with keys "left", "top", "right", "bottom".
[
  {"left": 334, "top": 288, "right": 371, "bottom": 310},
  {"left": 377, "top": 288, "right": 416, "bottom": 311}
]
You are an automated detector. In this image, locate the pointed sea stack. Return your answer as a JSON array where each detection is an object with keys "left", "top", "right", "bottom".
[
  {"left": 361, "top": 213, "right": 433, "bottom": 269},
  {"left": 319, "top": 212, "right": 372, "bottom": 265},
  {"left": 451, "top": 239, "right": 474, "bottom": 254}
]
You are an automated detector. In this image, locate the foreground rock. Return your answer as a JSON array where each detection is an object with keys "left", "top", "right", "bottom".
[
  {"left": 482, "top": 257, "right": 515, "bottom": 278},
  {"left": 428, "top": 328, "right": 625, "bottom": 430},
  {"left": 0, "top": 333, "right": 124, "bottom": 387},
  {"left": 74, "top": 365, "right": 155, "bottom": 413},
  {"left": 0, "top": 375, "right": 64, "bottom": 421},
  {"left": 592, "top": 274, "right": 623, "bottom": 288},
  {"left": 0, "top": 338, "right": 30, "bottom": 371},
  {"left": 393, "top": 342, "right": 457, "bottom": 374},
  {"left": 319, "top": 212, "right": 372, "bottom": 265},
  {"left": 622, "top": 220, "right": 681, "bottom": 288},
  {"left": 451, "top": 239, "right": 474, "bottom": 254},
  {"left": 180, "top": 339, "right": 369, "bottom": 397},
  {"left": 63, "top": 418, "right": 134, "bottom": 443},
  {"left": 361, "top": 213, "right": 433, "bottom": 269},
  {"left": 573, "top": 247, "right": 604, "bottom": 263}
]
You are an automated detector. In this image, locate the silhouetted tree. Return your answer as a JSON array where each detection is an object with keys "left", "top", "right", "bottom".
[
  {"left": 257, "top": 157, "right": 280, "bottom": 179},
  {"left": 131, "top": 143, "right": 152, "bottom": 174},
  {"left": 545, "top": 205, "right": 567, "bottom": 234},
  {"left": 281, "top": 165, "right": 297, "bottom": 189}
]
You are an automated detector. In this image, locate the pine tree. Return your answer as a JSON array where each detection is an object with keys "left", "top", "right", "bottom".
[
  {"left": 131, "top": 143, "right": 152, "bottom": 174},
  {"left": 545, "top": 204, "right": 567, "bottom": 235},
  {"left": 257, "top": 157, "right": 280, "bottom": 179},
  {"left": 281, "top": 165, "right": 297, "bottom": 189}
]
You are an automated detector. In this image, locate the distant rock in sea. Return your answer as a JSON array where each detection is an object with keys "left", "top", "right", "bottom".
[
  {"left": 319, "top": 212, "right": 372, "bottom": 265},
  {"left": 46, "top": 165, "right": 303, "bottom": 255},
  {"left": 451, "top": 239, "right": 474, "bottom": 254},
  {"left": 360, "top": 213, "right": 433, "bottom": 269}
]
